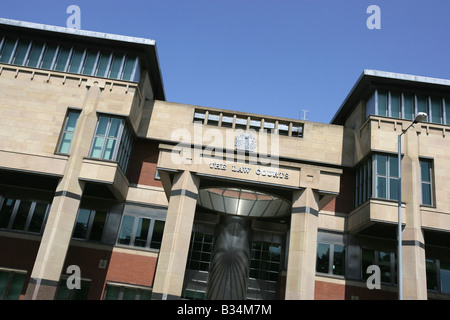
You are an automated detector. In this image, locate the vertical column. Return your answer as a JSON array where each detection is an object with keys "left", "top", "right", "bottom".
[
  {"left": 152, "top": 171, "right": 200, "bottom": 300},
  {"left": 24, "top": 83, "right": 102, "bottom": 300},
  {"left": 285, "top": 187, "right": 320, "bottom": 300},
  {"left": 401, "top": 129, "right": 427, "bottom": 299}
]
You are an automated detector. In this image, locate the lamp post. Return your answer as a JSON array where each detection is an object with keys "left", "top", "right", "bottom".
[{"left": 397, "top": 112, "right": 428, "bottom": 300}]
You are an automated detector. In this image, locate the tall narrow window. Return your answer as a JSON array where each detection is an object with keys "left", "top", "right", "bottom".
[
  {"left": 90, "top": 116, "right": 126, "bottom": 162},
  {"left": 403, "top": 94, "right": 415, "bottom": 121},
  {"left": 11, "top": 40, "right": 30, "bottom": 66},
  {"left": 417, "top": 95, "right": 428, "bottom": 121},
  {"left": 420, "top": 159, "right": 433, "bottom": 206},
  {"left": 40, "top": 44, "right": 58, "bottom": 69},
  {"left": 445, "top": 99, "right": 450, "bottom": 125},
  {"left": 26, "top": 41, "right": 45, "bottom": 68},
  {"left": 68, "top": 48, "right": 85, "bottom": 74},
  {"left": 377, "top": 91, "right": 388, "bottom": 116},
  {"left": 0, "top": 38, "right": 17, "bottom": 63},
  {"left": 430, "top": 97, "right": 442, "bottom": 124},
  {"left": 374, "top": 154, "right": 398, "bottom": 201},
  {"left": 57, "top": 110, "right": 81, "bottom": 154},
  {"left": 54, "top": 46, "right": 71, "bottom": 72},
  {"left": 390, "top": 92, "right": 401, "bottom": 118}
]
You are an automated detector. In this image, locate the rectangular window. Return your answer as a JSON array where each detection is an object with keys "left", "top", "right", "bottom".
[
  {"left": 377, "top": 91, "right": 388, "bottom": 116},
  {"left": 121, "top": 55, "right": 137, "bottom": 81},
  {"left": 278, "top": 123, "right": 289, "bottom": 136},
  {"left": 68, "top": 48, "right": 85, "bottom": 74},
  {"left": 82, "top": 50, "right": 98, "bottom": 75},
  {"left": 417, "top": 95, "right": 428, "bottom": 120},
  {"left": 374, "top": 154, "right": 398, "bottom": 201},
  {"left": 403, "top": 94, "right": 415, "bottom": 121},
  {"left": 430, "top": 97, "right": 442, "bottom": 124},
  {"left": 0, "top": 37, "right": 17, "bottom": 63},
  {"left": 440, "top": 261, "right": 450, "bottom": 294},
  {"left": 108, "top": 53, "right": 124, "bottom": 79},
  {"left": 426, "top": 258, "right": 438, "bottom": 291},
  {"left": 72, "top": 209, "right": 107, "bottom": 242},
  {"left": 187, "top": 232, "right": 214, "bottom": 272},
  {"left": 221, "top": 115, "right": 233, "bottom": 128},
  {"left": 12, "top": 40, "right": 30, "bottom": 66},
  {"left": 104, "top": 284, "right": 152, "bottom": 300},
  {"left": 390, "top": 92, "right": 401, "bottom": 118},
  {"left": 361, "top": 248, "right": 396, "bottom": 284},
  {"left": 235, "top": 117, "right": 247, "bottom": 130},
  {"left": 420, "top": 159, "right": 433, "bottom": 206},
  {"left": 95, "top": 52, "right": 111, "bottom": 78},
  {"left": 57, "top": 110, "right": 81, "bottom": 154},
  {"left": 193, "top": 111, "right": 206, "bottom": 124},
  {"left": 40, "top": 44, "right": 58, "bottom": 69},
  {"left": 316, "top": 243, "right": 345, "bottom": 276},
  {"left": 0, "top": 198, "right": 49, "bottom": 234},
  {"left": 291, "top": 125, "right": 303, "bottom": 138},
  {"left": 206, "top": 113, "right": 219, "bottom": 126},
  {"left": 90, "top": 115, "right": 126, "bottom": 162},
  {"left": 117, "top": 215, "right": 165, "bottom": 250},
  {"left": 26, "top": 41, "right": 45, "bottom": 68},
  {"left": 250, "top": 241, "right": 281, "bottom": 282},
  {"left": 249, "top": 119, "right": 261, "bottom": 131},
  {"left": 0, "top": 270, "right": 26, "bottom": 300},
  {"left": 55, "top": 278, "right": 91, "bottom": 300},
  {"left": 54, "top": 46, "right": 71, "bottom": 72},
  {"left": 445, "top": 99, "right": 450, "bottom": 125}
]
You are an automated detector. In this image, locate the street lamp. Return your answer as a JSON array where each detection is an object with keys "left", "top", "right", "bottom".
[{"left": 397, "top": 112, "right": 428, "bottom": 300}]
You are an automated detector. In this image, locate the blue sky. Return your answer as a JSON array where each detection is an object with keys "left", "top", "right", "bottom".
[{"left": 2, "top": 0, "right": 450, "bottom": 123}]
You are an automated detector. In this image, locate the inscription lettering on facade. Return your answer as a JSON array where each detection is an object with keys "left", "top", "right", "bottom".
[{"left": 209, "top": 162, "right": 289, "bottom": 180}]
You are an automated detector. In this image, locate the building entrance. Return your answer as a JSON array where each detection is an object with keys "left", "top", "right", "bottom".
[{"left": 182, "top": 186, "right": 290, "bottom": 300}]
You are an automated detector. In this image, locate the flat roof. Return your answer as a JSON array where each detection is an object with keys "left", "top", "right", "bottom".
[
  {"left": 331, "top": 70, "right": 450, "bottom": 125},
  {"left": 0, "top": 18, "right": 165, "bottom": 100}
]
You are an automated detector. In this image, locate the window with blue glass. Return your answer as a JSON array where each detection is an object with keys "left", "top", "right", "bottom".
[
  {"left": 57, "top": 109, "right": 81, "bottom": 154},
  {"left": 0, "top": 36, "right": 140, "bottom": 82},
  {"left": 89, "top": 115, "right": 133, "bottom": 173},
  {"left": 367, "top": 89, "right": 450, "bottom": 125}
]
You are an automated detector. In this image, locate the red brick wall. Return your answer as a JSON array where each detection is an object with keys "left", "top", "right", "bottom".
[
  {"left": 127, "top": 139, "right": 162, "bottom": 188},
  {"left": 314, "top": 280, "right": 397, "bottom": 300},
  {"left": 322, "top": 168, "right": 354, "bottom": 214}
]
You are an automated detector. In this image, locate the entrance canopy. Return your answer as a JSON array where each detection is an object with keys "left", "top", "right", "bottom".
[{"left": 197, "top": 187, "right": 291, "bottom": 218}]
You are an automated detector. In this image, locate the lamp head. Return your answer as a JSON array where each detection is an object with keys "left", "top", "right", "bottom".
[{"left": 414, "top": 112, "right": 428, "bottom": 123}]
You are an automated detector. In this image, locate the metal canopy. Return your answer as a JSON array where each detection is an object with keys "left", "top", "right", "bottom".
[{"left": 197, "top": 187, "right": 291, "bottom": 218}]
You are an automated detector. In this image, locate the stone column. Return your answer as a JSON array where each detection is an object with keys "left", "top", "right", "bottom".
[
  {"left": 152, "top": 170, "right": 200, "bottom": 300},
  {"left": 285, "top": 187, "right": 320, "bottom": 300},
  {"left": 24, "top": 83, "right": 102, "bottom": 300},
  {"left": 401, "top": 128, "right": 427, "bottom": 299}
]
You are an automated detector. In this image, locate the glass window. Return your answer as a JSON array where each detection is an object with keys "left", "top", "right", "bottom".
[
  {"left": 72, "top": 209, "right": 107, "bottom": 242},
  {"left": 250, "top": 241, "right": 281, "bottom": 282},
  {"left": 374, "top": 154, "right": 398, "bottom": 201},
  {"left": 55, "top": 279, "right": 91, "bottom": 300},
  {"left": 0, "top": 270, "right": 26, "bottom": 300},
  {"left": 316, "top": 243, "right": 330, "bottom": 274},
  {"left": 388, "top": 156, "right": 399, "bottom": 201},
  {"left": 108, "top": 53, "right": 124, "bottom": 79},
  {"left": 40, "top": 44, "right": 58, "bottom": 70},
  {"left": 12, "top": 200, "right": 32, "bottom": 231},
  {"left": 57, "top": 110, "right": 81, "bottom": 154},
  {"left": 26, "top": 41, "right": 45, "bottom": 68},
  {"left": 150, "top": 220, "right": 165, "bottom": 249},
  {"left": 90, "top": 116, "right": 125, "bottom": 162},
  {"left": 104, "top": 284, "right": 152, "bottom": 300},
  {"left": 134, "top": 217, "right": 150, "bottom": 247},
  {"left": 366, "top": 92, "right": 376, "bottom": 118},
  {"left": 95, "top": 52, "right": 111, "bottom": 78},
  {"left": 54, "top": 46, "right": 71, "bottom": 72},
  {"left": 430, "top": 97, "right": 442, "bottom": 124},
  {"left": 121, "top": 56, "right": 137, "bottom": 81},
  {"left": 235, "top": 117, "right": 248, "bottom": 130},
  {"left": 426, "top": 258, "right": 438, "bottom": 291},
  {"left": 193, "top": 111, "right": 206, "bottom": 124},
  {"left": 0, "top": 38, "right": 17, "bottom": 63},
  {"left": 68, "top": 48, "right": 85, "bottom": 74},
  {"left": 221, "top": 115, "right": 233, "bottom": 128},
  {"left": 249, "top": 119, "right": 261, "bottom": 131},
  {"left": 375, "top": 155, "right": 387, "bottom": 199},
  {"left": 187, "top": 232, "right": 214, "bottom": 272},
  {"left": 361, "top": 248, "right": 375, "bottom": 280},
  {"left": 0, "top": 198, "right": 16, "bottom": 229},
  {"left": 445, "top": 99, "right": 450, "bottom": 125},
  {"left": 207, "top": 113, "right": 219, "bottom": 126},
  {"left": 12, "top": 40, "right": 30, "bottom": 66},
  {"left": 82, "top": 50, "right": 98, "bottom": 76},
  {"left": 390, "top": 92, "right": 401, "bottom": 118},
  {"left": 333, "top": 245, "right": 345, "bottom": 276},
  {"left": 417, "top": 95, "right": 428, "bottom": 120},
  {"left": 28, "top": 203, "right": 48, "bottom": 233},
  {"left": 377, "top": 91, "right": 388, "bottom": 116},
  {"left": 403, "top": 94, "right": 415, "bottom": 121},
  {"left": 378, "top": 251, "right": 392, "bottom": 283},
  {"left": 278, "top": 123, "right": 289, "bottom": 136},
  {"left": 440, "top": 261, "right": 450, "bottom": 294},
  {"left": 292, "top": 125, "right": 303, "bottom": 138},
  {"left": 420, "top": 159, "right": 433, "bottom": 206},
  {"left": 117, "top": 215, "right": 134, "bottom": 245},
  {"left": 263, "top": 121, "right": 275, "bottom": 132}
]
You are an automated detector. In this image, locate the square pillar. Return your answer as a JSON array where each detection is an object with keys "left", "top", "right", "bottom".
[
  {"left": 285, "top": 188, "right": 320, "bottom": 300},
  {"left": 152, "top": 171, "right": 200, "bottom": 300}
]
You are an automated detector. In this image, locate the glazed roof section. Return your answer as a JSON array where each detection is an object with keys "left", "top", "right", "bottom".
[
  {"left": 332, "top": 69, "right": 450, "bottom": 125},
  {"left": 0, "top": 18, "right": 165, "bottom": 100}
]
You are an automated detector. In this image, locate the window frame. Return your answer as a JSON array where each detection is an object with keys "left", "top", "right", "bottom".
[
  {"left": 0, "top": 268, "right": 27, "bottom": 300},
  {"left": 72, "top": 208, "right": 109, "bottom": 242},
  {"left": 316, "top": 242, "right": 346, "bottom": 277},
  {"left": 0, "top": 197, "right": 50, "bottom": 234},
  {"left": 116, "top": 215, "right": 166, "bottom": 250},
  {"left": 56, "top": 109, "right": 81, "bottom": 155},
  {"left": 420, "top": 158, "right": 435, "bottom": 207}
]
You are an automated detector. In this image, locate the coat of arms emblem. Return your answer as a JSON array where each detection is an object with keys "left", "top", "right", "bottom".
[{"left": 235, "top": 131, "right": 257, "bottom": 152}]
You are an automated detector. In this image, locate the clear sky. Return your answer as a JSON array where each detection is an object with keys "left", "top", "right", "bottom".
[{"left": 2, "top": 0, "right": 450, "bottom": 123}]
